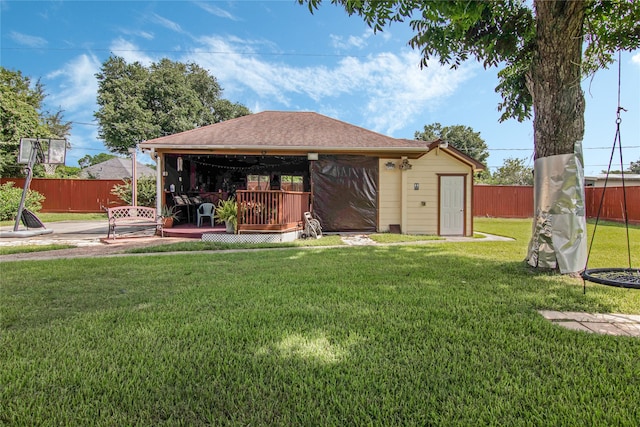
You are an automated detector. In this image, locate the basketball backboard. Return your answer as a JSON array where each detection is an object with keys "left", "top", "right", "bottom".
[{"left": 18, "top": 138, "right": 67, "bottom": 164}]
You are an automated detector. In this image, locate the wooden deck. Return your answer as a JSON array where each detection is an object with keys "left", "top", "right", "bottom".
[
  {"left": 164, "top": 190, "right": 311, "bottom": 238},
  {"left": 162, "top": 223, "right": 226, "bottom": 239}
]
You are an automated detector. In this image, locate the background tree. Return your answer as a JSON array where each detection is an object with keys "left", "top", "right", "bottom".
[
  {"left": 78, "top": 153, "right": 118, "bottom": 169},
  {"left": 488, "top": 157, "right": 534, "bottom": 186},
  {"left": 414, "top": 122, "right": 489, "bottom": 165},
  {"left": 50, "top": 165, "right": 81, "bottom": 178},
  {"left": 0, "top": 67, "right": 71, "bottom": 177},
  {"left": 110, "top": 176, "right": 157, "bottom": 207},
  {"left": 95, "top": 57, "right": 251, "bottom": 155},
  {"left": 300, "top": 0, "right": 640, "bottom": 273},
  {"left": 628, "top": 160, "right": 640, "bottom": 174},
  {"left": 94, "top": 57, "right": 156, "bottom": 155},
  {"left": 211, "top": 99, "right": 252, "bottom": 123}
]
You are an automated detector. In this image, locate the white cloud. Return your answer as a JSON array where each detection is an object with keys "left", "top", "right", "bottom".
[
  {"left": 195, "top": 2, "right": 238, "bottom": 21},
  {"left": 329, "top": 31, "right": 372, "bottom": 50},
  {"left": 358, "top": 51, "right": 476, "bottom": 134},
  {"left": 190, "top": 35, "right": 475, "bottom": 135},
  {"left": 45, "top": 54, "right": 101, "bottom": 113},
  {"left": 632, "top": 52, "right": 640, "bottom": 66},
  {"left": 110, "top": 38, "right": 155, "bottom": 66},
  {"left": 119, "top": 29, "right": 154, "bottom": 41},
  {"left": 151, "top": 13, "right": 184, "bottom": 34},
  {"left": 10, "top": 31, "right": 47, "bottom": 47}
]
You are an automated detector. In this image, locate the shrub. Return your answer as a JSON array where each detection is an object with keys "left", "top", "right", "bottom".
[
  {"left": 0, "top": 182, "right": 45, "bottom": 221},
  {"left": 110, "top": 176, "right": 157, "bottom": 207}
]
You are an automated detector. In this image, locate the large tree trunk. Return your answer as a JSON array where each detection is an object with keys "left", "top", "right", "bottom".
[{"left": 526, "top": 0, "right": 587, "bottom": 274}]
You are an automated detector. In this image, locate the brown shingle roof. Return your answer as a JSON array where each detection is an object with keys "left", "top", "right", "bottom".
[{"left": 140, "top": 111, "right": 428, "bottom": 152}]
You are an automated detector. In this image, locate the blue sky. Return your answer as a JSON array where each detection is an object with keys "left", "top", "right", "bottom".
[{"left": 1, "top": 0, "right": 639, "bottom": 175}]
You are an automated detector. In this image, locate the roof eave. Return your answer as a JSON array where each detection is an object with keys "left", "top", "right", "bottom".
[{"left": 140, "top": 143, "right": 428, "bottom": 153}]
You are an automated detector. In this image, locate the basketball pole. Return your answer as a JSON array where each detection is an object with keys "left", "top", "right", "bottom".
[{"left": 13, "top": 140, "right": 40, "bottom": 232}]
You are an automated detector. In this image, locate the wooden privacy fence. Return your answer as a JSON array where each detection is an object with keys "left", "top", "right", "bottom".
[
  {"left": 584, "top": 186, "right": 640, "bottom": 224},
  {"left": 2, "top": 178, "right": 637, "bottom": 223},
  {"left": 474, "top": 185, "right": 534, "bottom": 219},
  {"left": 1, "top": 178, "right": 125, "bottom": 213},
  {"left": 474, "top": 185, "right": 640, "bottom": 224}
]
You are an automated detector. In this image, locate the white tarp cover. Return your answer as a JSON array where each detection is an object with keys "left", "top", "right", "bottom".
[{"left": 526, "top": 143, "right": 587, "bottom": 274}]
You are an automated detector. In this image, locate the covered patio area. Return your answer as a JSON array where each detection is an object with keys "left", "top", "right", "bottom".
[{"left": 163, "top": 189, "right": 310, "bottom": 238}]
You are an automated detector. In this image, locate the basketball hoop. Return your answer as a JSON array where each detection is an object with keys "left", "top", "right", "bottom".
[
  {"left": 10, "top": 138, "right": 67, "bottom": 234},
  {"left": 18, "top": 138, "right": 67, "bottom": 165}
]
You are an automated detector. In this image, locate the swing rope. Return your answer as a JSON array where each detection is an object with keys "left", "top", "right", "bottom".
[{"left": 582, "top": 51, "right": 638, "bottom": 290}]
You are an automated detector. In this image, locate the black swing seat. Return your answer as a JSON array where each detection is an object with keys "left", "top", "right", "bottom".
[
  {"left": 21, "top": 209, "right": 47, "bottom": 229},
  {"left": 582, "top": 268, "right": 640, "bottom": 290}
]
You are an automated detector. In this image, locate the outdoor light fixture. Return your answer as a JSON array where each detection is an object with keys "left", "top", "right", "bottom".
[
  {"left": 439, "top": 140, "right": 449, "bottom": 149},
  {"left": 307, "top": 152, "right": 319, "bottom": 161},
  {"left": 177, "top": 156, "right": 183, "bottom": 172},
  {"left": 385, "top": 161, "right": 396, "bottom": 170},
  {"left": 398, "top": 158, "right": 413, "bottom": 170}
]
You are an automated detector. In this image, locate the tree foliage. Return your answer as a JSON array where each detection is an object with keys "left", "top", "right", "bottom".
[
  {"left": 50, "top": 165, "right": 82, "bottom": 178},
  {"left": 0, "top": 67, "right": 71, "bottom": 177},
  {"left": 628, "top": 160, "right": 640, "bottom": 175},
  {"left": 415, "top": 122, "right": 488, "bottom": 165},
  {"left": 78, "top": 153, "right": 118, "bottom": 169},
  {"left": 110, "top": 176, "right": 157, "bottom": 207},
  {"left": 95, "top": 57, "right": 251, "bottom": 155},
  {"left": 487, "top": 157, "right": 533, "bottom": 186}
]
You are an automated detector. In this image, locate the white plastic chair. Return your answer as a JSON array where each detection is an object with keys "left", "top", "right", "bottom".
[{"left": 197, "top": 203, "right": 215, "bottom": 227}]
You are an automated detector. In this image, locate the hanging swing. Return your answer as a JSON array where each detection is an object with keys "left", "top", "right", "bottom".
[{"left": 581, "top": 53, "right": 639, "bottom": 290}]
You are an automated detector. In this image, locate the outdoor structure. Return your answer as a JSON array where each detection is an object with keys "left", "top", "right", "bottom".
[
  {"left": 585, "top": 174, "right": 640, "bottom": 188},
  {"left": 79, "top": 157, "right": 155, "bottom": 180},
  {"left": 139, "top": 111, "right": 484, "bottom": 236}
]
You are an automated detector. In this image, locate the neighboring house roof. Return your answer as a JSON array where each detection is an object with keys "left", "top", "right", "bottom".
[
  {"left": 585, "top": 174, "right": 640, "bottom": 187},
  {"left": 79, "top": 157, "right": 155, "bottom": 179},
  {"left": 586, "top": 174, "right": 640, "bottom": 181},
  {"left": 140, "top": 111, "right": 428, "bottom": 154}
]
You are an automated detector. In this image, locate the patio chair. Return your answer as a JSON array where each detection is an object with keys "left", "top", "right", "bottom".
[
  {"left": 173, "top": 194, "right": 196, "bottom": 223},
  {"left": 197, "top": 202, "right": 215, "bottom": 227}
]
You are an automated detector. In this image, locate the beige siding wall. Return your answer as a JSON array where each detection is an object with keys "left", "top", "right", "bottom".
[
  {"left": 378, "top": 161, "right": 402, "bottom": 231},
  {"left": 379, "top": 149, "right": 474, "bottom": 236}
]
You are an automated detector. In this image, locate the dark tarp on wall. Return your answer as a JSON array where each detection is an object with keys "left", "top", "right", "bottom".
[{"left": 310, "top": 155, "right": 378, "bottom": 232}]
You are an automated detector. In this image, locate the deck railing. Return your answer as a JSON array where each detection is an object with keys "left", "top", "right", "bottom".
[{"left": 236, "top": 190, "right": 311, "bottom": 232}]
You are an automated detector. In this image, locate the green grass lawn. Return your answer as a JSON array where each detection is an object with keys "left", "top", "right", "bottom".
[
  {"left": 2, "top": 219, "right": 639, "bottom": 425},
  {"left": 0, "top": 244, "right": 75, "bottom": 255}
]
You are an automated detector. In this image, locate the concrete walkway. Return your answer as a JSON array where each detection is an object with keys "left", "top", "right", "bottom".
[{"left": 539, "top": 310, "right": 640, "bottom": 337}]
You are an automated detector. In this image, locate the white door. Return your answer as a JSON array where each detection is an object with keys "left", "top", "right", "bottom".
[{"left": 440, "top": 175, "right": 465, "bottom": 235}]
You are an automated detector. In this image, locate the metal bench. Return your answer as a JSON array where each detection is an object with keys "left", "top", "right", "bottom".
[{"left": 107, "top": 206, "right": 163, "bottom": 239}]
